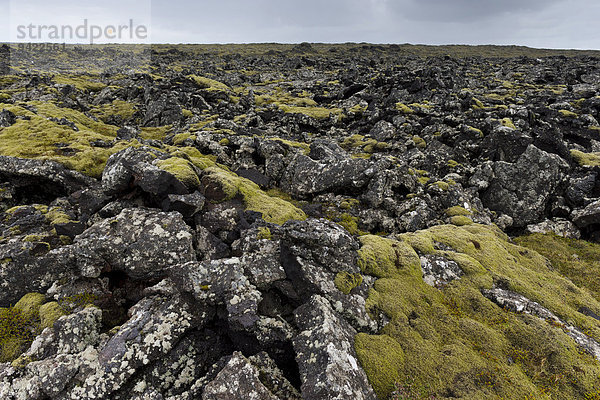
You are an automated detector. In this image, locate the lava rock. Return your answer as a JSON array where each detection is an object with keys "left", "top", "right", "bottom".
[
  {"left": 481, "top": 145, "right": 568, "bottom": 227},
  {"left": 293, "top": 295, "right": 377, "bottom": 400}
]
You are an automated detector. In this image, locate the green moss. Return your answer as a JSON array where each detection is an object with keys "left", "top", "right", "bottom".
[
  {"left": 11, "top": 355, "right": 33, "bottom": 369},
  {"left": 559, "top": 109, "right": 578, "bottom": 118},
  {"left": 91, "top": 100, "right": 136, "bottom": 122},
  {"left": 450, "top": 215, "right": 474, "bottom": 226},
  {"left": 257, "top": 227, "right": 272, "bottom": 240},
  {"left": 187, "top": 75, "right": 231, "bottom": 92},
  {"left": 356, "top": 224, "right": 600, "bottom": 399},
  {"left": 447, "top": 159, "right": 460, "bottom": 168},
  {"left": 355, "top": 333, "right": 405, "bottom": 399},
  {"left": 472, "top": 97, "right": 485, "bottom": 109},
  {"left": 467, "top": 126, "right": 484, "bottom": 137},
  {"left": 0, "top": 102, "right": 138, "bottom": 178},
  {"left": 515, "top": 233, "right": 600, "bottom": 303},
  {"left": 270, "top": 138, "right": 310, "bottom": 155},
  {"left": 341, "top": 134, "right": 366, "bottom": 150},
  {"left": 338, "top": 213, "right": 367, "bottom": 236},
  {"left": 0, "top": 292, "right": 48, "bottom": 362},
  {"left": 357, "top": 235, "right": 420, "bottom": 278},
  {"left": 349, "top": 104, "right": 367, "bottom": 113},
  {"left": 182, "top": 108, "right": 194, "bottom": 118},
  {"left": 23, "top": 234, "right": 42, "bottom": 242},
  {"left": 340, "top": 198, "right": 360, "bottom": 210},
  {"left": 140, "top": 125, "right": 172, "bottom": 141},
  {"left": 571, "top": 149, "right": 600, "bottom": 167},
  {"left": 14, "top": 293, "right": 45, "bottom": 319},
  {"left": 39, "top": 302, "right": 65, "bottom": 330},
  {"left": 500, "top": 117, "right": 516, "bottom": 130},
  {"left": 58, "top": 292, "right": 98, "bottom": 312},
  {"left": 446, "top": 206, "right": 472, "bottom": 217},
  {"left": 278, "top": 104, "right": 342, "bottom": 120},
  {"left": 155, "top": 157, "right": 201, "bottom": 189},
  {"left": 45, "top": 207, "right": 75, "bottom": 225},
  {"left": 166, "top": 146, "right": 217, "bottom": 170},
  {"left": 432, "top": 181, "right": 449, "bottom": 191},
  {"left": 395, "top": 103, "right": 414, "bottom": 114},
  {"left": 418, "top": 176, "right": 430, "bottom": 185},
  {"left": 53, "top": 74, "right": 106, "bottom": 92},
  {"left": 412, "top": 135, "right": 427, "bottom": 149},
  {"left": 203, "top": 166, "right": 307, "bottom": 225},
  {"left": 334, "top": 271, "right": 363, "bottom": 294},
  {"left": 219, "top": 138, "right": 230, "bottom": 146},
  {"left": 255, "top": 89, "right": 317, "bottom": 107},
  {"left": 173, "top": 132, "right": 197, "bottom": 145}
]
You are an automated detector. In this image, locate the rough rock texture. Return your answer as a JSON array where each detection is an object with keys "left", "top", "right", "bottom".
[
  {"left": 420, "top": 254, "right": 463, "bottom": 287},
  {"left": 0, "top": 156, "right": 97, "bottom": 198},
  {"left": 71, "top": 207, "right": 195, "bottom": 279},
  {"left": 481, "top": 145, "right": 568, "bottom": 228},
  {"left": 4, "top": 45, "right": 600, "bottom": 399},
  {"left": 293, "top": 295, "right": 376, "bottom": 400}
]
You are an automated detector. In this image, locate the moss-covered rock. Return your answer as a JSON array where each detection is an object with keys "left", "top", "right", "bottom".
[
  {"left": 450, "top": 215, "right": 474, "bottom": 226},
  {"left": 155, "top": 157, "right": 201, "bottom": 189},
  {"left": 356, "top": 224, "right": 600, "bottom": 399},
  {"left": 571, "top": 149, "right": 600, "bottom": 167},
  {"left": 39, "top": 301, "right": 66, "bottom": 330},
  {"left": 0, "top": 292, "right": 45, "bottom": 362},
  {"left": 0, "top": 101, "right": 136, "bottom": 178},
  {"left": 257, "top": 227, "right": 272, "bottom": 240},
  {"left": 14, "top": 292, "right": 45, "bottom": 319},
  {"left": 334, "top": 271, "right": 363, "bottom": 295},
  {"left": 202, "top": 166, "right": 306, "bottom": 225},
  {"left": 355, "top": 333, "right": 405, "bottom": 399}
]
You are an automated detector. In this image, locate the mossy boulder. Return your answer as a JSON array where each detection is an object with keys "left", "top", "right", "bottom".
[
  {"left": 39, "top": 301, "right": 66, "bottom": 330},
  {"left": 14, "top": 292, "right": 46, "bottom": 319},
  {"left": 202, "top": 166, "right": 306, "bottom": 225},
  {"left": 356, "top": 224, "right": 600, "bottom": 399},
  {"left": 0, "top": 292, "right": 47, "bottom": 362}
]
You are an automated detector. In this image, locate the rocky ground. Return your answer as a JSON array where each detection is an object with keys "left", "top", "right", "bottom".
[{"left": 1, "top": 43, "right": 600, "bottom": 399}]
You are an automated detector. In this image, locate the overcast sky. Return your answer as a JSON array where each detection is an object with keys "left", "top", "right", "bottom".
[{"left": 0, "top": 0, "right": 598, "bottom": 49}]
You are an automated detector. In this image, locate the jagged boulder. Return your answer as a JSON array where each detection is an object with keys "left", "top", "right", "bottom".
[
  {"left": 293, "top": 295, "right": 377, "bottom": 400},
  {"left": 481, "top": 145, "right": 568, "bottom": 227}
]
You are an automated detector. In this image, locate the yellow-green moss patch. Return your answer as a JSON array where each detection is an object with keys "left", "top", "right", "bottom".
[
  {"left": 278, "top": 105, "right": 342, "bottom": 120},
  {"left": 446, "top": 206, "right": 472, "bottom": 217},
  {"left": 500, "top": 117, "right": 516, "bottom": 129},
  {"left": 450, "top": 215, "right": 473, "bottom": 226},
  {"left": 53, "top": 74, "right": 106, "bottom": 92},
  {"left": 395, "top": 103, "right": 414, "bottom": 114},
  {"left": 0, "top": 102, "right": 137, "bottom": 178},
  {"left": 155, "top": 157, "right": 201, "bottom": 189},
  {"left": 356, "top": 224, "right": 600, "bottom": 399},
  {"left": 188, "top": 75, "right": 231, "bottom": 92},
  {"left": 559, "top": 109, "right": 578, "bottom": 118},
  {"left": 91, "top": 100, "right": 136, "bottom": 122},
  {"left": 355, "top": 333, "right": 405, "bottom": 399},
  {"left": 39, "top": 302, "right": 65, "bottom": 330},
  {"left": 571, "top": 149, "right": 600, "bottom": 167},
  {"left": 257, "top": 227, "right": 272, "bottom": 240},
  {"left": 203, "top": 167, "right": 306, "bottom": 225},
  {"left": 334, "top": 271, "right": 363, "bottom": 294},
  {"left": 14, "top": 293, "right": 46, "bottom": 319}
]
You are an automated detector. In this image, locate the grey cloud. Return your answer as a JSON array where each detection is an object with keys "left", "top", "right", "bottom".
[
  {"left": 0, "top": 0, "right": 598, "bottom": 49},
  {"left": 392, "top": 0, "right": 565, "bottom": 22}
]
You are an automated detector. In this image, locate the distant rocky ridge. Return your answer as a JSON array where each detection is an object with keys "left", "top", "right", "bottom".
[{"left": 0, "top": 44, "right": 600, "bottom": 399}]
